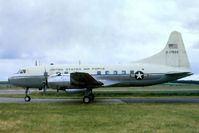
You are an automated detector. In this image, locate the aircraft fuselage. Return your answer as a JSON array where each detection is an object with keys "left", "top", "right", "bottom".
[{"left": 8, "top": 63, "right": 191, "bottom": 89}]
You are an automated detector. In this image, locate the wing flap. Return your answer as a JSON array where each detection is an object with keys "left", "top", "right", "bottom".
[{"left": 70, "top": 72, "right": 103, "bottom": 88}]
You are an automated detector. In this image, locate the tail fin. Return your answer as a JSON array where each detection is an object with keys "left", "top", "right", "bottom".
[{"left": 137, "top": 31, "right": 191, "bottom": 70}]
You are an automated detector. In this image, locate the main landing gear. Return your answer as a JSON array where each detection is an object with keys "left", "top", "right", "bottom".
[
  {"left": 24, "top": 88, "right": 31, "bottom": 102},
  {"left": 83, "top": 89, "right": 95, "bottom": 104}
]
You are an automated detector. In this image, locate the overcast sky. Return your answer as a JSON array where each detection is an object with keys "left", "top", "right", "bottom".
[{"left": 0, "top": 0, "right": 199, "bottom": 80}]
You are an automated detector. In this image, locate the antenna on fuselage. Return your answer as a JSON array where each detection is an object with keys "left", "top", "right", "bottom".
[{"left": 35, "top": 60, "right": 41, "bottom": 66}]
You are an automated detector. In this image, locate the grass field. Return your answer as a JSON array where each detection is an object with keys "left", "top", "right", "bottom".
[
  {"left": 0, "top": 84, "right": 199, "bottom": 133},
  {"left": 0, "top": 104, "right": 199, "bottom": 133}
]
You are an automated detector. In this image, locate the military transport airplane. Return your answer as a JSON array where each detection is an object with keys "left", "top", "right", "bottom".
[{"left": 8, "top": 31, "right": 192, "bottom": 103}]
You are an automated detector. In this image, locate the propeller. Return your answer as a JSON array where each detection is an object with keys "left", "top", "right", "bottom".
[
  {"left": 43, "top": 67, "right": 48, "bottom": 94},
  {"left": 35, "top": 60, "right": 38, "bottom": 66}
]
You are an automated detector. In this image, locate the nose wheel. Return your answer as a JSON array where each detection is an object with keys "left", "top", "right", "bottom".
[
  {"left": 24, "top": 95, "right": 31, "bottom": 102},
  {"left": 24, "top": 88, "right": 31, "bottom": 102}
]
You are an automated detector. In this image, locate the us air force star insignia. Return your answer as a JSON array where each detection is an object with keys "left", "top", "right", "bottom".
[{"left": 135, "top": 71, "right": 144, "bottom": 80}]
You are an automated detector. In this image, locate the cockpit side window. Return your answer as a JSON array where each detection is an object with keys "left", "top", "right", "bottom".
[
  {"left": 17, "top": 69, "right": 26, "bottom": 74},
  {"left": 22, "top": 69, "right": 26, "bottom": 73}
]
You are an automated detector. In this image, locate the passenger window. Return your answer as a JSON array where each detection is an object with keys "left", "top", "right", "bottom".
[
  {"left": 97, "top": 71, "right": 101, "bottom": 75},
  {"left": 113, "top": 71, "right": 118, "bottom": 75},
  {"left": 122, "top": 70, "right": 126, "bottom": 75},
  {"left": 105, "top": 71, "right": 109, "bottom": 75},
  {"left": 64, "top": 72, "right": 68, "bottom": 74}
]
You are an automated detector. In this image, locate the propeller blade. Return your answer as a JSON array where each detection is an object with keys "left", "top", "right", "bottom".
[{"left": 43, "top": 67, "right": 48, "bottom": 94}]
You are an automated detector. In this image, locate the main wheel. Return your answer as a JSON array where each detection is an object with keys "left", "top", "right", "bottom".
[
  {"left": 83, "top": 96, "right": 91, "bottom": 104},
  {"left": 24, "top": 96, "right": 31, "bottom": 102}
]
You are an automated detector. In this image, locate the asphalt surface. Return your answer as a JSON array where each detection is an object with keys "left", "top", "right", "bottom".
[
  {"left": 0, "top": 97, "right": 199, "bottom": 104},
  {"left": 0, "top": 89, "right": 25, "bottom": 94},
  {"left": 0, "top": 89, "right": 199, "bottom": 104},
  {"left": 0, "top": 97, "right": 125, "bottom": 104}
]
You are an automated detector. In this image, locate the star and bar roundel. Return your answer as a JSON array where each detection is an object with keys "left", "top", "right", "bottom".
[{"left": 135, "top": 71, "right": 144, "bottom": 80}]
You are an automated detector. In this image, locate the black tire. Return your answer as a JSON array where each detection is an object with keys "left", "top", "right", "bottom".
[
  {"left": 89, "top": 93, "right": 95, "bottom": 101},
  {"left": 24, "top": 96, "right": 31, "bottom": 102},
  {"left": 83, "top": 96, "right": 91, "bottom": 104}
]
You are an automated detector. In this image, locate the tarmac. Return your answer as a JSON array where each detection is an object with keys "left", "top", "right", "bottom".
[
  {"left": 0, "top": 97, "right": 199, "bottom": 104},
  {"left": 0, "top": 89, "right": 25, "bottom": 94},
  {"left": 0, "top": 89, "right": 199, "bottom": 104}
]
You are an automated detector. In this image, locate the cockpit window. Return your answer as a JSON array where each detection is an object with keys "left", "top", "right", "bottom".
[{"left": 17, "top": 69, "right": 26, "bottom": 74}]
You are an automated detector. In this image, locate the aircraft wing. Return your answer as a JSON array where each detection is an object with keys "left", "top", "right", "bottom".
[{"left": 70, "top": 72, "right": 103, "bottom": 88}]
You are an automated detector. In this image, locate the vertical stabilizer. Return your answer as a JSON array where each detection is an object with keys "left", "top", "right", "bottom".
[{"left": 137, "top": 31, "right": 191, "bottom": 70}]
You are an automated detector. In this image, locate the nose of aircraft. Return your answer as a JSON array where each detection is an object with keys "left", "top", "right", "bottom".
[
  {"left": 8, "top": 76, "right": 19, "bottom": 86},
  {"left": 8, "top": 76, "right": 15, "bottom": 85}
]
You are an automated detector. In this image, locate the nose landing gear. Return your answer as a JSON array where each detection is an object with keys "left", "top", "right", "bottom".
[{"left": 24, "top": 88, "right": 31, "bottom": 102}]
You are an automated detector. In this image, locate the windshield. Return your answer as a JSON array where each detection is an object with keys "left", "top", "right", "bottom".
[{"left": 16, "top": 69, "right": 26, "bottom": 74}]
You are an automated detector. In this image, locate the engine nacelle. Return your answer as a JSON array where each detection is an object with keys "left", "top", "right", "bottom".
[{"left": 48, "top": 74, "right": 70, "bottom": 89}]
